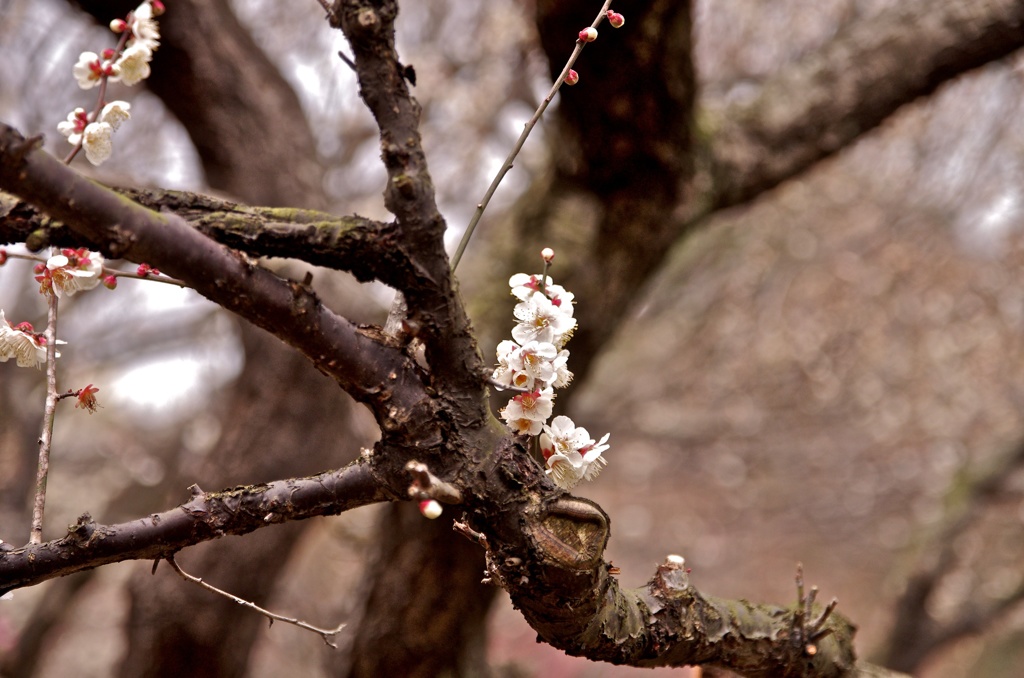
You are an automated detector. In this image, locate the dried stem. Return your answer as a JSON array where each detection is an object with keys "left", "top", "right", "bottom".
[
  {"left": 449, "top": 0, "right": 615, "bottom": 271},
  {"left": 29, "top": 291, "right": 59, "bottom": 544},
  {"left": 165, "top": 555, "right": 346, "bottom": 647}
]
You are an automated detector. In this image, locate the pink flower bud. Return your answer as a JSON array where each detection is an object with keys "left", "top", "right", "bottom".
[
  {"left": 541, "top": 248, "right": 555, "bottom": 263},
  {"left": 151, "top": 0, "right": 166, "bottom": 16},
  {"left": 419, "top": 500, "right": 443, "bottom": 519},
  {"left": 102, "top": 275, "right": 118, "bottom": 290},
  {"left": 101, "top": 48, "right": 116, "bottom": 60},
  {"left": 578, "top": 27, "right": 598, "bottom": 42},
  {"left": 33, "top": 263, "right": 45, "bottom": 274},
  {"left": 137, "top": 263, "right": 160, "bottom": 277},
  {"left": 565, "top": 69, "right": 579, "bottom": 86},
  {"left": 606, "top": 11, "right": 625, "bottom": 28},
  {"left": 110, "top": 18, "right": 127, "bottom": 33}
]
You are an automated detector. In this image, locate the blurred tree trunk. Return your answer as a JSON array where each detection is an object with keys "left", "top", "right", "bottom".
[
  {"left": 66, "top": 2, "right": 496, "bottom": 677},
  {"left": 62, "top": 2, "right": 362, "bottom": 677}
]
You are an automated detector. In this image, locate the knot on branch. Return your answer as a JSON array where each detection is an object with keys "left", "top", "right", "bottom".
[
  {"left": 67, "top": 513, "right": 98, "bottom": 545},
  {"left": 526, "top": 497, "right": 608, "bottom": 571}
]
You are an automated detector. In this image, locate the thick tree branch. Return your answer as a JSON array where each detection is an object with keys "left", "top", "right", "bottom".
[
  {"left": 460, "top": 440, "right": 898, "bottom": 677},
  {"left": 330, "top": 1, "right": 490, "bottom": 418},
  {"left": 0, "top": 125, "right": 431, "bottom": 419},
  {"left": 707, "top": 0, "right": 1024, "bottom": 209},
  {"left": 0, "top": 460, "right": 390, "bottom": 593},
  {"left": 1, "top": 188, "right": 411, "bottom": 285}
]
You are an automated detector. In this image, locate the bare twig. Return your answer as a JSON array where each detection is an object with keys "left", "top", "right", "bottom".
[
  {"left": 29, "top": 290, "right": 59, "bottom": 545},
  {"left": 453, "top": 520, "right": 488, "bottom": 548},
  {"left": 165, "top": 555, "right": 345, "bottom": 647},
  {"left": 110, "top": 269, "right": 188, "bottom": 288},
  {"left": 449, "top": 0, "right": 615, "bottom": 271}
]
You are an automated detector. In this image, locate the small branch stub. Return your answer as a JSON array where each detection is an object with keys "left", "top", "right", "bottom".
[
  {"left": 405, "top": 460, "right": 462, "bottom": 504},
  {"left": 655, "top": 554, "right": 690, "bottom": 591}
]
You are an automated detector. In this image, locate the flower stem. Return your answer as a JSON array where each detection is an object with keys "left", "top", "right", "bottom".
[
  {"left": 449, "top": 0, "right": 614, "bottom": 272},
  {"left": 30, "top": 291, "right": 60, "bottom": 544}
]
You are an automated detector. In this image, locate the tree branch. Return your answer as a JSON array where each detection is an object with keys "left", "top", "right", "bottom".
[
  {"left": 0, "top": 124, "right": 431, "bottom": 418},
  {"left": 330, "top": 0, "right": 488, "bottom": 424},
  {"left": 1, "top": 187, "right": 410, "bottom": 285},
  {"left": 707, "top": 0, "right": 1024, "bottom": 209},
  {"left": 880, "top": 438, "right": 1024, "bottom": 671},
  {"left": 0, "top": 460, "right": 390, "bottom": 593}
]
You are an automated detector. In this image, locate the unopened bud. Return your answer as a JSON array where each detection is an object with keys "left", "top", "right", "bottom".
[
  {"left": 541, "top": 248, "right": 555, "bottom": 263},
  {"left": 33, "top": 263, "right": 45, "bottom": 274},
  {"left": 578, "top": 27, "right": 598, "bottom": 42},
  {"left": 565, "top": 69, "right": 579, "bottom": 86},
  {"left": 101, "top": 48, "right": 116, "bottom": 61},
  {"left": 419, "top": 499, "right": 443, "bottom": 519},
  {"left": 151, "top": 0, "right": 166, "bottom": 16},
  {"left": 110, "top": 18, "right": 127, "bottom": 33},
  {"left": 607, "top": 11, "right": 625, "bottom": 28},
  {"left": 102, "top": 275, "right": 118, "bottom": 290},
  {"left": 0, "top": 249, "right": 6, "bottom": 265}
]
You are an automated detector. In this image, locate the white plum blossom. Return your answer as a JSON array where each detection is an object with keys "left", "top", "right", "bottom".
[
  {"left": 72, "top": 52, "right": 107, "bottom": 89},
  {"left": 81, "top": 123, "right": 114, "bottom": 165},
  {"left": 58, "top": 108, "right": 89, "bottom": 145},
  {"left": 551, "top": 349, "right": 573, "bottom": 388},
  {"left": 45, "top": 250, "right": 105, "bottom": 297},
  {"left": 509, "top": 273, "right": 575, "bottom": 312},
  {"left": 113, "top": 42, "right": 153, "bottom": 86},
  {"left": 500, "top": 387, "right": 554, "bottom": 436},
  {"left": 494, "top": 257, "right": 609, "bottom": 489},
  {"left": 492, "top": 340, "right": 523, "bottom": 389},
  {"left": 100, "top": 101, "right": 131, "bottom": 130},
  {"left": 0, "top": 311, "right": 50, "bottom": 368},
  {"left": 540, "top": 416, "right": 610, "bottom": 490},
  {"left": 129, "top": 1, "right": 161, "bottom": 51},
  {"left": 59, "top": 102, "right": 131, "bottom": 165},
  {"left": 512, "top": 293, "right": 576, "bottom": 347}
]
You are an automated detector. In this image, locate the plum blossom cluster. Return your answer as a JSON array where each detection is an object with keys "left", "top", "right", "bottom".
[
  {"left": 58, "top": 0, "right": 163, "bottom": 166},
  {"left": 493, "top": 253, "right": 610, "bottom": 490},
  {"left": 34, "top": 248, "right": 105, "bottom": 298},
  {"left": 0, "top": 310, "right": 54, "bottom": 368}
]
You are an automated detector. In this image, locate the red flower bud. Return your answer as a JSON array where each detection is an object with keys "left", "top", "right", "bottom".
[
  {"left": 578, "top": 27, "right": 598, "bottom": 43},
  {"left": 102, "top": 275, "right": 118, "bottom": 290},
  {"left": 606, "top": 11, "right": 625, "bottom": 28},
  {"left": 419, "top": 500, "right": 442, "bottom": 519},
  {"left": 565, "top": 69, "right": 579, "bottom": 86}
]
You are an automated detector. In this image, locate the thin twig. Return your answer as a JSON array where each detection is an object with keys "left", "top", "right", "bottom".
[
  {"left": 450, "top": 0, "right": 615, "bottom": 271},
  {"left": 111, "top": 269, "right": 188, "bottom": 288},
  {"left": 29, "top": 290, "right": 59, "bottom": 544},
  {"left": 165, "top": 555, "right": 346, "bottom": 647}
]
